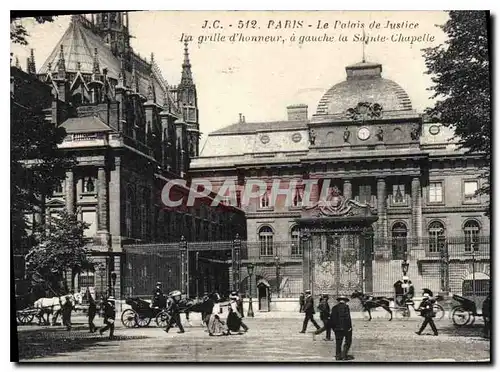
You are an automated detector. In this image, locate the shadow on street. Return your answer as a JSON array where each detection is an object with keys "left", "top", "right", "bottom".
[{"left": 16, "top": 324, "right": 150, "bottom": 361}]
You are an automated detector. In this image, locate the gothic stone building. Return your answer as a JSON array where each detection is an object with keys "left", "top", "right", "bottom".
[
  {"left": 17, "top": 13, "right": 245, "bottom": 299},
  {"left": 190, "top": 61, "right": 490, "bottom": 300}
]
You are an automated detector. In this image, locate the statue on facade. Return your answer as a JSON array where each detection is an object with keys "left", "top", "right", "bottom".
[
  {"left": 309, "top": 129, "right": 316, "bottom": 145},
  {"left": 376, "top": 127, "right": 384, "bottom": 141},
  {"left": 343, "top": 127, "right": 350, "bottom": 143},
  {"left": 410, "top": 125, "right": 420, "bottom": 141}
]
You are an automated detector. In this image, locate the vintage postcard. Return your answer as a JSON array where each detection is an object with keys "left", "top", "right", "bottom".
[{"left": 11, "top": 10, "right": 491, "bottom": 362}]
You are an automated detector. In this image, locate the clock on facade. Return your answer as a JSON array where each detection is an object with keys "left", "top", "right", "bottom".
[{"left": 357, "top": 127, "right": 371, "bottom": 141}]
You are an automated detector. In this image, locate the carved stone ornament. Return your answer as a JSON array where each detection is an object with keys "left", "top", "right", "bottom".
[
  {"left": 305, "top": 186, "right": 374, "bottom": 218},
  {"left": 346, "top": 102, "right": 383, "bottom": 122}
]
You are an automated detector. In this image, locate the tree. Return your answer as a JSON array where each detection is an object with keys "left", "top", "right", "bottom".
[
  {"left": 423, "top": 11, "right": 491, "bottom": 214},
  {"left": 26, "top": 210, "right": 93, "bottom": 292},
  {"left": 10, "top": 15, "right": 54, "bottom": 45}
]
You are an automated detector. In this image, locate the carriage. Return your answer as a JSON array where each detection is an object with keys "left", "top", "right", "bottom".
[
  {"left": 16, "top": 293, "right": 38, "bottom": 325},
  {"left": 450, "top": 274, "right": 490, "bottom": 326},
  {"left": 121, "top": 297, "right": 168, "bottom": 328}
]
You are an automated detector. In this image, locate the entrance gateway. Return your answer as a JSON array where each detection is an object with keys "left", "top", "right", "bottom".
[{"left": 297, "top": 186, "right": 378, "bottom": 297}]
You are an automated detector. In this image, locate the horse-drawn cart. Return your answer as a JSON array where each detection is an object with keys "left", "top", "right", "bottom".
[
  {"left": 16, "top": 307, "right": 39, "bottom": 325},
  {"left": 121, "top": 297, "right": 167, "bottom": 328}
]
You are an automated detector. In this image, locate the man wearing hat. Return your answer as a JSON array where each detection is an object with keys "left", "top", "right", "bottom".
[
  {"left": 227, "top": 293, "right": 249, "bottom": 333},
  {"left": 415, "top": 289, "right": 438, "bottom": 336},
  {"left": 100, "top": 296, "right": 116, "bottom": 339},
  {"left": 300, "top": 290, "right": 321, "bottom": 333},
  {"left": 314, "top": 294, "right": 332, "bottom": 341},
  {"left": 330, "top": 295, "right": 353, "bottom": 361},
  {"left": 164, "top": 290, "right": 185, "bottom": 334},
  {"left": 151, "top": 282, "right": 165, "bottom": 309}
]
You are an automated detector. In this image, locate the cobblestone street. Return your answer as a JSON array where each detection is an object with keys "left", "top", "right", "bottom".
[{"left": 16, "top": 313, "right": 490, "bottom": 362}]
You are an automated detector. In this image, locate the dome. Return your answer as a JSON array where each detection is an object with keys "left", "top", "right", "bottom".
[{"left": 316, "top": 61, "right": 413, "bottom": 115}]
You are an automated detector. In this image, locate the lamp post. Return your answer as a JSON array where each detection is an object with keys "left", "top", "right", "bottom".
[
  {"left": 401, "top": 254, "right": 409, "bottom": 277},
  {"left": 97, "top": 263, "right": 106, "bottom": 300},
  {"left": 247, "top": 263, "right": 255, "bottom": 317},
  {"left": 111, "top": 272, "right": 117, "bottom": 297},
  {"left": 274, "top": 255, "right": 281, "bottom": 298}
]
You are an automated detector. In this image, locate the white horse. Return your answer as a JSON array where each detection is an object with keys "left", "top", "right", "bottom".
[{"left": 33, "top": 294, "right": 78, "bottom": 325}]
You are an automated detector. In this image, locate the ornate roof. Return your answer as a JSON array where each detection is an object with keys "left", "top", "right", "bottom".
[
  {"left": 315, "top": 61, "right": 413, "bottom": 116},
  {"left": 38, "top": 16, "right": 177, "bottom": 111}
]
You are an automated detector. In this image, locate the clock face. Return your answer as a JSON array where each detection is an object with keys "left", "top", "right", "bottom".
[{"left": 358, "top": 127, "right": 370, "bottom": 141}]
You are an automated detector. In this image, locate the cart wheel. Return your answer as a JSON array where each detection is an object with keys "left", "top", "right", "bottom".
[
  {"left": 17, "top": 312, "right": 34, "bottom": 325},
  {"left": 451, "top": 306, "right": 470, "bottom": 326},
  {"left": 121, "top": 309, "right": 138, "bottom": 328},
  {"left": 155, "top": 310, "right": 171, "bottom": 328},
  {"left": 136, "top": 315, "right": 151, "bottom": 327},
  {"left": 433, "top": 304, "right": 445, "bottom": 320}
]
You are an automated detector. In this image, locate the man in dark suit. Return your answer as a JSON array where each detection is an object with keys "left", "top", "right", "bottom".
[
  {"left": 299, "top": 292, "right": 305, "bottom": 313},
  {"left": 330, "top": 295, "right": 353, "bottom": 361},
  {"left": 314, "top": 294, "right": 332, "bottom": 341},
  {"left": 482, "top": 293, "right": 491, "bottom": 339},
  {"left": 300, "top": 290, "right": 320, "bottom": 333},
  {"left": 415, "top": 290, "right": 438, "bottom": 336}
]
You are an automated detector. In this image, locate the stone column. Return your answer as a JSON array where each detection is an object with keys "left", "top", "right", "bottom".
[
  {"left": 65, "top": 170, "right": 75, "bottom": 214},
  {"left": 109, "top": 158, "right": 121, "bottom": 251},
  {"left": 377, "top": 178, "right": 388, "bottom": 251},
  {"left": 97, "top": 167, "right": 108, "bottom": 231},
  {"left": 343, "top": 179, "right": 352, "bottom": 200},
  {"left": 411, "top": 177, "right": 422, "bottom": 245}
]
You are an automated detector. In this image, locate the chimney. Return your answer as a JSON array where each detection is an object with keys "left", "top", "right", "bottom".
[
  {"left": 239, "top": 113, "right": 246, "bottom": 123},
  {"left": 287, "top": 104, "right": 308, "bottom": 121}
]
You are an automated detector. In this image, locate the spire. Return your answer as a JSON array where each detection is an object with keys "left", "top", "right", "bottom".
[
  {"left": 118, "top": 55, "right": 126, "bottom": 87},
  {"left": 27, "top": 49, "right": 36, "bottom": 75},
  {"left": 92, "top": 48, "right": 100, "bottom": 75},
  {"left": 181, "top": 41, "right": 193, "bottom": 85},
  {"left": 147, "top": 72, "right": 155, "bottom": 101},
  {"left": 57, "top": 45, "right": 66, "bottom": 77}
]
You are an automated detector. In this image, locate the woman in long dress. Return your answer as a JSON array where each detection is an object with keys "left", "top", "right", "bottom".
[{"left": 207, "top": 293, "right": 229, "bottom": 336}]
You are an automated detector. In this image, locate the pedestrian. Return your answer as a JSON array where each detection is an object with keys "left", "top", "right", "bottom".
[
  {"left": 61, "top": 295, "right": 73, "bottom": 331},
  {"left": 313, "top": 294, "right": 332, "bottom": 341},
  {"left": 299, "top": 292, "right": 305, "bottom": 313},
  {"left": 99, "top": 296, "right": 116, "bottom": 339},
  {"left": 227, "top": 294, "right": 249, "bottom": 333},
  {"left": 482, "top": 293, "right": 491, "bottom": 339},
  {"left": 415, "top": 290, "right": 438, "bottom": 336},
  {"left": 300, "top": 290, "right": 320, "bottom": 333},
  {"left": 330, "top": 295, "right": 353, "bottom": 361},
  {"left": 86, "top": 288, "right": 97, "bottom": 333},
  {"left": 164, "top": 290, "right": 185, "bottom": 334},
  {"left": 207, "top": 293, "right": 229, "bottom": 336}
]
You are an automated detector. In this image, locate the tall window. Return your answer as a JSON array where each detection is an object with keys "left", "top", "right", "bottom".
[
  {"left": 54, "top": 180, "right": 64, "bottom": 195},
  {"left": 464, "top": 180, "right": 479, "bottom": 203},
  {"left": 260, "top": 189, "right": 271, "bottom": 208},
  {"left": 428, "top": 221, "right": 445, "bottom": 253},
  {"left": 392, "top": 184, "right": 406, "bottom": 204},
  {"left": 464, "top": 220, "right": 480, "bottom": 252},
  {"left": 428, "top": 182, "right": 443, "bottom": 203},
  {"left": 391, "top": 222, "right": 408, "bottom": 259},
  {"left": 125, "top": 186, "right": 133, "bottom": 237},
  {"left": 359, "top": 185, "right": 372, "bottom": 204},
  {"left": 259, "top": 226, "right": 274, "bottom": 257},
  {"left": 290, "top": 225, "right": 302, "bottom": 256}
]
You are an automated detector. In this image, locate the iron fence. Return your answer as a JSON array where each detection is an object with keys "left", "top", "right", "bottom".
[{"left": 121, "top": 235, "right": 490, "bottom": 301}]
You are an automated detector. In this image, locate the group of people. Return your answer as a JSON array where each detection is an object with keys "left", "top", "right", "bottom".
[
  {"left": 299, "top": 289, "right": 354, "bottom": 361},
  {"left": 85, "top": 288, "right": 116, "bottom": 339}
]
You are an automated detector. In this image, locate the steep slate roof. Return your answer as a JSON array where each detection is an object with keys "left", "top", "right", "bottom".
[
  {"left": 61, "top": 116, "right": 112, "bottom": 133},
  {"left": 38, "top": 17, "right": 177, "bottom": 110}
]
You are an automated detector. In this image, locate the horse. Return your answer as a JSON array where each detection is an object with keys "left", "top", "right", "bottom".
[
  {"left": 33, "top": 293, "right": 79, "bottom": 325},
  {"left": 351, "top": 290, "right": 393, "bottom": 321}
]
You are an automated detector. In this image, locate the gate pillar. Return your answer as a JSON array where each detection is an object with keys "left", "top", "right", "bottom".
[
  {"left": 361, "top": 227, "right": 374, "bottom": 293},
  {"left": 179, "top": 236, "right": 189, "bottom": 297},
  {"left": 232, "top": 234, "right": 241, "bottom": 292},
  {"left": 301, "top": 228, "right": 312, "bottom": 294}
]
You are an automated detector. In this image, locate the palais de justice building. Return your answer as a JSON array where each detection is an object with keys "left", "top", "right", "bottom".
[{"left": 190, "top": 61, "right": 490, "bottom": 299}]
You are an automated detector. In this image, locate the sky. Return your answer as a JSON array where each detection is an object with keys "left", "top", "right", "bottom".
[{"left": 11, "top": 11, "right": 450, "bottom": 145}]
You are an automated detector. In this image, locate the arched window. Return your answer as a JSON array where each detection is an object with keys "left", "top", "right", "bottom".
[
  {"left": 259, "top": 226, "right": 274, "bottom": 257},
  {"left": 428, "top": 221, "right": 445, "bottom": 253},
  {"left": 290, "top": 225, "right": 302, "bottom": 257},
  {"left": 464, "top": 220, "right": 480, "bottom": 252},
  {"left": 391, "top": 222, "right": 407, "bottom": 260}
]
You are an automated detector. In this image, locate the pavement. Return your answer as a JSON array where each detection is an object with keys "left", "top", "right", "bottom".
[{"left": 15, "top": 312, "right": 490, "bottom": 362}]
